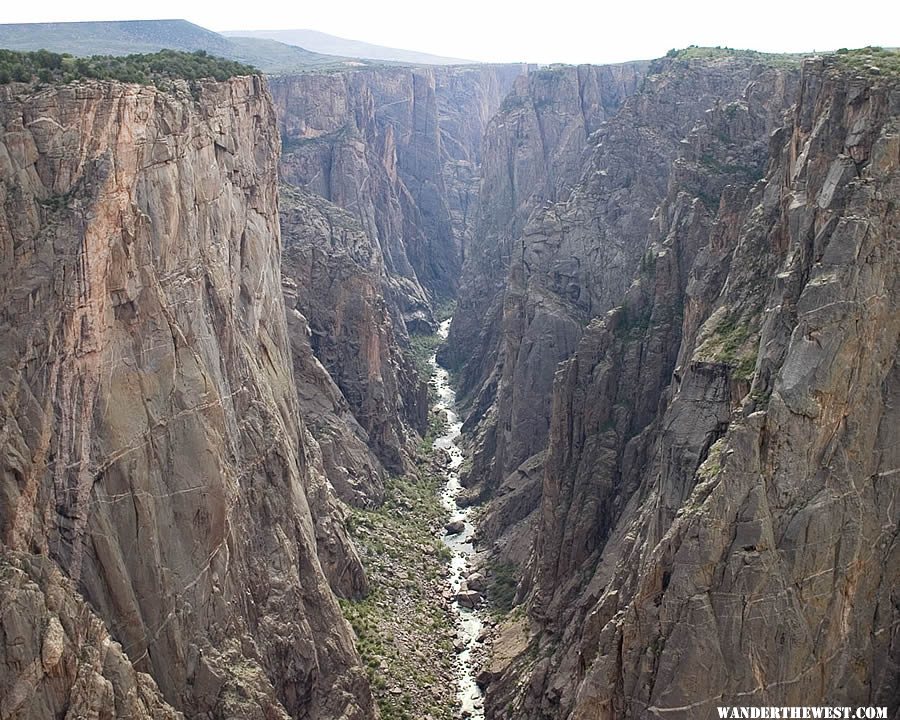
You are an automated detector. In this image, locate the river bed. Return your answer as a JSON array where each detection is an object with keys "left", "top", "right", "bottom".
[{"left": 431, "top": 318, "right": 485, "bottom": 720}]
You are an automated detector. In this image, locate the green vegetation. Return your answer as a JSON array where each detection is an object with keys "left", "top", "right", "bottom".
[
  {"left": 408, "top": 332, "right": 442, "bottom": 381},
  {"left": 499, "top": 91, "right": 529, "bottom": 113},
  {"left": 674, "top": 435, "right": 732, "bottom": 520},
  {"left": 639, "top": 249, "right": 658, "bottom": 275},
  {"left": 406, "top": 310, "right": 458, "bottom": 403},
  {"left": 0, "top": 48, "right": 256, "bottom": 87},
  {"left": 420, "top": 402, "right": 449, "bottom": 457},
  {"left": 486, "top": 560, "right": 520, "bottom": 616},
  {"left": 832, "top": 46, "right": 900, "bottom": 77},
  {"left": 340, "top": 467, "right": 455, "bottom": 719},
  {"left": 433, "top": 299, "right": 457, "bottom": 324},
  {"left": 0, "top": 19, "right": 354, "bottom": 74},
  {"left": 699, "top": 153, "right": 763, "bottom": 184},
  {"left": 405, "top": 301, "right": 455, "bottom": 385},
  {"left": 339, "top": 319, "right": 471, "bottom": 718},
  {"left": 664, "top": 45, "right": 803, "bottom": 67},
  {"left": 0, "top": 19, "right": 234, "bottom": 58},
  {"left": 663, "top": 45, "right": 900, "bottom": 78},
  {"left": 39, "top": 190, "right": 74, "bottom": 211},
  {"left": 697, "top": 437, "right": 728, "bottom": 482},
  {"left": 697, "top": 189, "right": 722, "bottom": 211},
  {"left": 748, "top": 384, "right": 773, "bottom": 408},
  {"left": 694, "top": 309, "right": 759, "bottom": 380},
  {"left": 614, "top": 303, "right": 652, "bottom": 340}
]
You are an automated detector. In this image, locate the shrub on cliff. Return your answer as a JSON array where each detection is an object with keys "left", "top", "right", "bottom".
[{"left": 0, "top": 48, "right": 257, "bottom": 87}]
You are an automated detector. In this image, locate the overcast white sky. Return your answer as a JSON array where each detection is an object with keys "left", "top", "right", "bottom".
[{"left": 1, "top": 0, "right": 897, "bottom": 65}]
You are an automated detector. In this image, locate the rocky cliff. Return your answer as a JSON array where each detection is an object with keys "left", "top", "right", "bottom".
[
  {"left": 441, "top": 62, "right": 653, "bottom": 566},
  {"left": 441, "top": 62, "right": 649, "bottom": 397},
  {"left": 0, "top": 77, "right": 373, "bottom": 719},
  {"left": 479, "top": 54, "right": 899, "bottom": 719},
  {"left": 270, "top": 64, "right": 526, "bottom": 518},
  {"left": 269, "top": 65, "right": 524, "bottom": 326},
  {"left": 1, "top": 42, "right": 896, "bottom": 720},
  {"left": 280, "top": 183, "right": 425, "bottom": 495},
  {"left": 447, "top": 59, "right": 794, "bottom": 562}
]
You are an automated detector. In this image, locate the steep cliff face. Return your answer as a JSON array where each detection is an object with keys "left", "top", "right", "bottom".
[
  {"left": 280, "top": 183, "right": 425, "bottom": 492},
  {"left": 485, "top": 57, "right": 899, "bottom": 719},
  {"left": 0, "top": 78, "right": 373, "bottom": 719},
  {"left": 435, "top": 66, "right": 531, "bottom": 266},
  {"left": 526, "top": 56, "right": 801, "bottom": 614},
  {"left": 441, "top": 62, "right": 648, "bottom": 404},
  {"left": 453, "top": 59, "right": 797, "bottom": 564},
  {"left": 442, "top": 62, "right": 651, "bottom": 565},
  {"left": 269, "top": 64, "right": 524, "bottom": 322}
]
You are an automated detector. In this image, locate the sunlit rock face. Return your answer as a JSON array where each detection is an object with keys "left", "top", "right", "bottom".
[{"left": 0, "top": 77, "right": 374, "bottom": 720}]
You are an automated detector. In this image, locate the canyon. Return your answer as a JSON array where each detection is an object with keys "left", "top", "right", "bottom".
[{"left": 0, "top": 38, "right": 897, "bottom": 720}]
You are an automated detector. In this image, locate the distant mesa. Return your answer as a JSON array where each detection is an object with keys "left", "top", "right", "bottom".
[
  {"left": 0, "top": 19, "right": 396, "bottom": 73},
  {"left": 221, "top": 28, "right": 478, "bottom": 66}
]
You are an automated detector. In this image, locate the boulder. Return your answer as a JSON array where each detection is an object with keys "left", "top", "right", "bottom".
[{"left": 445, "top": 520, "right": 466, "bottom": 535}]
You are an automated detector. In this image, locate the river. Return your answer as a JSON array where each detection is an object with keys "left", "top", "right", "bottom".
[{"left": 431, "top": 318, "right": 485, "bottom": 720}]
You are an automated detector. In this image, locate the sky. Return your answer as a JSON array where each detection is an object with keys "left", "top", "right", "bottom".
[{"left": 1, "top": 0, "right": 897, "bottom": 65}]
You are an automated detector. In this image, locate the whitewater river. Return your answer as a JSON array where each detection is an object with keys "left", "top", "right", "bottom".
[{"left": 431, "top": 318, "right": 485, "bottom": 719}]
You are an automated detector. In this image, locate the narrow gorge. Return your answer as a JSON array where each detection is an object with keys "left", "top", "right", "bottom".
[{"left": 0, "top": 34, "right": 897, "bottom": 720}]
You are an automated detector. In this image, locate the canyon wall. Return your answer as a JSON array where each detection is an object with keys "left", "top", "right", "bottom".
[
  {"left": 271, "top": 64, "right": 525, "bottom": 512},
  {"left": 269, "top": 64, "right": 524, "bottom": 325},
  {"left": 280, "top": 183, "right": 425, "bottom": 497},
  {"left": 441, "top": 61, "right": 649, "bottom": 404},
  {"left": 477, "top": 56, "right": 899, "bottom": 719},
  {"left": 442, "top": 64, "right": 651, "bottom": 566},
  {"left": 0, "top": 77, "right": 373, "bottom": 719},
  {"left": 0, "top": 44, "right": 895, "bottom": 720},
  {"left": 449, "top": 58, "right": 797, "bottom": 562}
]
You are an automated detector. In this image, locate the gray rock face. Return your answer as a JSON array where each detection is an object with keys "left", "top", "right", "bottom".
[
  {"left": 281, "top": 184, "right": 424, "bottom": 487},
  {"left": 0, "top": 78, "right": 373, "bottom": 719},
  {"left": 440, "top": 61, "right": 649, "bottom": 515},
  {"left": 481, "top": 57, "right": 899, "bottom": 719},
  {"left": 1, "top": 550, "right": 183, "bottom": 720},
  {"left": 441, "top": 62, "right": 649, "bottom": 401},
  {"left": 269, "top": 65, "right": 525, "bottom": 320},
  {"left": 450, "top": 58, "right": 796, "bottom": 568}
]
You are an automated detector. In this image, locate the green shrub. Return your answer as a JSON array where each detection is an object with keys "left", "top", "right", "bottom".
[
  {"left": 830, "top": 46, "right": 900, "bottom": 76},
  {"left": 0, "top": 48, "right": 257, "bottom": 88},
  {"left": 487, "top": 560, "right": 520, "bottom": 615}
]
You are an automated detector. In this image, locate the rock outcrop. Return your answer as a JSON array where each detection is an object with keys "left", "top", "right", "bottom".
[
  {"left": 481, "top": 55, "right": 899, "bottom": 719},
  {"left": 0, "top": 77, "right": 373, "bottom": 719},
  {"left": 1, "top": 550, "right": 182, "bottom": 720}
]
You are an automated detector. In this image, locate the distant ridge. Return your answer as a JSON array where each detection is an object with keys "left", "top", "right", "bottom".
[
  {"left": 0, "top": 19, "right": 368, "bottom": 72},
  {"left": 222, "top": 28, "right": 478, "bottom": 66}
]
